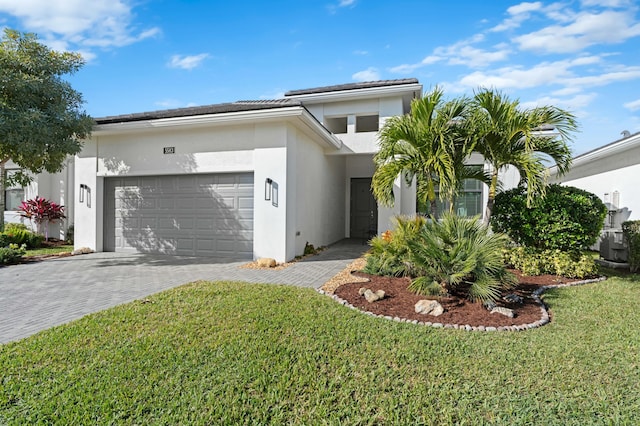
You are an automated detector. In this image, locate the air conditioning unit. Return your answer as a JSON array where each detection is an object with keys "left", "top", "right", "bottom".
[{"left": 599, "top": 229, "right": 628, "bottom": 262}]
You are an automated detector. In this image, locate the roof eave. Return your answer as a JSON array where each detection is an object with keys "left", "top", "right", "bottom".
[{"left": 92, "top": 106, "right": 342, "bottom": 150}]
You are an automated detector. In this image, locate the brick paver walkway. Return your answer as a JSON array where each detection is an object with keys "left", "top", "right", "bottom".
[{"left": 0, "top": 239, "right": 367, "bottom": 344}]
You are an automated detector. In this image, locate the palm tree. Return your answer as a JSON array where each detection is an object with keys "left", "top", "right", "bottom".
[
  {"left": 470, "top": 89, "right": 577, "bottom": 224},
  {"left": 372, "top": 87, "right": 472, "bottom": 217}
]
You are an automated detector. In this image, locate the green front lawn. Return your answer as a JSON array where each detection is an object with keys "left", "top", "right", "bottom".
[
  {"left": 24, "top": 244, "right": 73, "bottom": 257},
  {"left": 1, "top": 273, "right": 639, "bottom": 424}
]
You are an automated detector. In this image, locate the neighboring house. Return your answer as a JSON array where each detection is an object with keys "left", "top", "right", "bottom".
[
  {"left": 5, "top": 78, "right": 514, "bottom": 261},
  {"left": 550, "top": 130, "right": 640, "bottom": 259},
  {"left": 3, "top": 159, "right": 73, "bottom": 240}
]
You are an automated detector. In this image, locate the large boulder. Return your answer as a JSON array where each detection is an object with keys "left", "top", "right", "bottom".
[{"left": 415, "top": 300, "right": 444, "bottom": 316}]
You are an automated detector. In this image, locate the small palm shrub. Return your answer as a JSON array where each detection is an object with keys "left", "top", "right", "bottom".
[
  {"left": 503, "top": 247, "right": 598, "bottom": 278},
  {"left": 363, "top": 216, "right": 426, "bottom": 277},
  {"left": 407, "top": 214, "right": 516, "bottom": 303}
]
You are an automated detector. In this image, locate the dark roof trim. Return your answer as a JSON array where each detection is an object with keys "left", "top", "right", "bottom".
[
  {"left": 95, "top": 99, "right": 303, "bottom": 125},
  {"left": 284, "top": 78, "right": 420, "bottom": 97}
]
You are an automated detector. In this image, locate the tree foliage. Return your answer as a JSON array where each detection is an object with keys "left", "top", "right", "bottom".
[
  {"left": 372, "top": 87, "right": 478, "bottom": 216},
  {"left": 0, "top": 29, "right": 93, "bottom": 229},
  {"left": 491, "top": 184, "right": 607, "bottom": 251},
  {"left": 469, "top": 89, "right": 577, "bottom": 223}
]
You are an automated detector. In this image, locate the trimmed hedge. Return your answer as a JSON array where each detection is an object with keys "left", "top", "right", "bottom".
[
  {"left": 622, "top": 220, "right": 640, "bottom": 273},
  {"left": 491, "top": 184, "right": 607, "bottom": 251},
  {"left": 503, "top": 246, "right": 598, "bottom": 278}
]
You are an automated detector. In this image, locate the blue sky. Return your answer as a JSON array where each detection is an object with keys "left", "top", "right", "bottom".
[{"left": 1, "top": 0, "right": 639, "bottom": 155}]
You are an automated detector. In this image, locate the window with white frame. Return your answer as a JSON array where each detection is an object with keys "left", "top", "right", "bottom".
[
  {"left": 4, "top": 169, "right": 25, "bottom": 211},
  {"left": 417, "top": 166, "right": 484, "bottom": 218}
]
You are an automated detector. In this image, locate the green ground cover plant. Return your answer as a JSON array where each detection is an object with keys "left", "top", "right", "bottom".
[{"left": 2, "top": 275, "right": 638, "bottom": 424}]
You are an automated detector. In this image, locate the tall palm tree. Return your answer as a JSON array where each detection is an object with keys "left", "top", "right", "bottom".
[
  {"left": 372, "top": 87, "right": 472, "bottom": 217},
  {"left": 470, "top": 89, "right": 577, "bottom": 224}
]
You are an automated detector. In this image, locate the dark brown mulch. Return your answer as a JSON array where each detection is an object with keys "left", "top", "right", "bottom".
[{"left": 333, "top": 270, "right": 582, "bottom": 327}]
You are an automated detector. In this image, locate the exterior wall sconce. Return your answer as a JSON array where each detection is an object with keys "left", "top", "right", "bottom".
[
  {"left": 79, "top": 184, "right": 91, "bottom": 208},
  {"left": 265, "top": 178, "right": 273, "bottom": 201},
  {"left": 79, "top": 184, "right": 86, "bottom": 203}
]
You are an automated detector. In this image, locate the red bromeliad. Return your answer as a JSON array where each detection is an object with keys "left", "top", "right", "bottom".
[{"left": 18, "top": 196, "right": 66, "bottom": 241}]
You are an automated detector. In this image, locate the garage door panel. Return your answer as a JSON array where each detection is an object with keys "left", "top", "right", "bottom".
[{"left": 104, "top": 173, "right": 254, "bottom": 258}]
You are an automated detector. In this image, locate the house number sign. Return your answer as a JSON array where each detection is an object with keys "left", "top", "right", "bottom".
[{"left": 163, "top": 147, "right": 175, "bottom": 154}]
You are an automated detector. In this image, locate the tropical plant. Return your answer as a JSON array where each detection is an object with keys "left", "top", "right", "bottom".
[
  {"left": 363, "top": 216, "right": 426, "bottom": 277},
  {"left": 407, "top": 214, "right": 516, "bottom": 303},
  {"left": 18, "top": 196, "right": 66, "bottom": 241},
  {"left": 470, "top": 89, "right": 577, "bottom": 223},
  {"left": 491, "top": 184, "right": 607, "bottom": 251},
  {"left": 372, "top": 87, "right": 474, "bottom": 216}
]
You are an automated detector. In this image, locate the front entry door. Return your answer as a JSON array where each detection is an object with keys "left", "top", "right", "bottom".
[{"left": 350, "top": 178, "right": 378, "bottom": 240}]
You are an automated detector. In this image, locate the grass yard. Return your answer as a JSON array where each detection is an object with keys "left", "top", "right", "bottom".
[
  {"left": 23, "top": 244, "right": 73, "bottom": 257},
  {"left": 1, "top": 272, "right": 639, "bottom": 425}
]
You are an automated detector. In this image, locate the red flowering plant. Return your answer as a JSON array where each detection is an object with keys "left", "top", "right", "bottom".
[{"left": 18, "top": 196, "right": 66, "bottom": 241}]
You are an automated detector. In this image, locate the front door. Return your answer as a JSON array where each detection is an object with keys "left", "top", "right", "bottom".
[{"left": 350, "top": 178, "right": 378, "bottom": 240}]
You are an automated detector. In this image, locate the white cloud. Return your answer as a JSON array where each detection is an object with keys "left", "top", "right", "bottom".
[
  {"left": 339, "top": 0, "right": 356, "bottom": 6},
  {"left": 520, "top": 93, "right": 598, "bottom": 111},
  {"left": 352, "top": 67, "right": 380, "bottom": 81},
  {"left": 624, "top": 98, "right": 640, "bottom": 111},
  {"left": 515, "top": 10, "right": 640, "bottom": 53},
  {"left": 491, "top": 1, "right": 543, "bottom": 32},
  {"left": 455, "top": 56, "right": 628, "bottom": 91},
  {"left": 353, "top": 50, "right": 368, "bottom": 55},
  {"left": 168, "top": 54, "right": 210, "bottom": 70},
  {"left": 390, "top": 36, "right": 510, "bottom": 74},
  {"left": 0, "top": 0, "right": 160, "bottom": 57}
]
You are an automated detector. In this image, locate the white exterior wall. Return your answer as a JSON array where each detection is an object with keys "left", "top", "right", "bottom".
[
  {"left": 552, "top": 138, "right": 640, "bottom": 224},
  {"left": 291, "top": 128, "right": 345, "bottom": 255},
  {"left": 556, "top": 163, "right": 640, "bottom": 223}
]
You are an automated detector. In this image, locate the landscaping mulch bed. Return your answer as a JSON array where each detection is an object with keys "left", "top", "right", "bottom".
[{"left": 332, "top": 269, "right": 583, "bottom": 328}]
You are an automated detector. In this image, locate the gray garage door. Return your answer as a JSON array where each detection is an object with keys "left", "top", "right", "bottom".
[{"left": 104, "top": 173, "right": 254, "bottom": 258}]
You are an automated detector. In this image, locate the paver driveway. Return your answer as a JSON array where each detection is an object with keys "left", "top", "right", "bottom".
[{"left": 0, "top": 240, "right": 367, "bottom": 344}]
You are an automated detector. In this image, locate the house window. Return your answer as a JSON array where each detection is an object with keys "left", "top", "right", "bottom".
[
  {"left": 4, "top": 170, "right": 25, "bottom": 211},
  {"left": 417, "top": 167, "right": 484, "bottom": 218},
  {"left": 325, "top": 116, "right": 347, "bottom": 134},
  {"left": 356, "top": 115, "right": 379, "bottom": 133}
]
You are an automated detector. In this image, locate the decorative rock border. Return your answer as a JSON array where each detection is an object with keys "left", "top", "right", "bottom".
[{"left": 317, "top": 276, "right": 608, "bottom": 332}]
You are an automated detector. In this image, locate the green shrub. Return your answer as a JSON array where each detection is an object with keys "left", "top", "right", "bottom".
[
  {"left": 503, "top": 246, "right": 598, "bottom": 278},
  {"left": 491, "top": 184, "right": 607, "bottom": 251},
  {"left": 2, "top": 227, "right": 44, "bottom": 249},
  {"left": 4, "top": 223, "right": 28, "bottom": 233},
  {"left": 0, "top": 243, "right": 26, "bottom": 265},
  {"left": 1, "top": 226, "right": 45, "bottom": 249},
  {"left": 0, "top": 233, "right": 9, "bottom": 248},
  {"left": 622, "top": 220, "right": 640, "bottom": 273},
  {"left": 363, "top": 216, "right": 425, "bottom": 277},
  {"left": 407, "top": 214, "right": 516, "bottom": 303}
]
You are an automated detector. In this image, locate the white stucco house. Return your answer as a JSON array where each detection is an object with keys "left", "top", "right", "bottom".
[
  {"left": 5, "top": 78, "right": 501, "bottom": 262},
  {"left": 549, "top": 130, "right": 640, "bottom": 261},
  {"left": 551, "top": 130, "right": 640, "bottom": 229}
]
